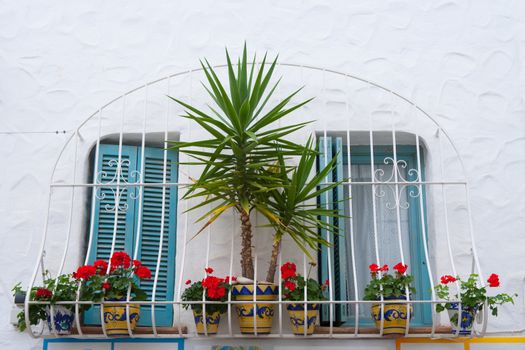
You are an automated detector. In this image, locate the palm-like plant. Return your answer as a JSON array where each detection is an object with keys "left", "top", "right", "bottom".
[
  {"left": 169, "top": 46, "right": 342, "bottom": 282},
  {"left": 260, "top": 138, "right": 343, "bottom": 282}
]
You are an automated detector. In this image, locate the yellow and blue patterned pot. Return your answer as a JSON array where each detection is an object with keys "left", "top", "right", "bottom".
[
  {"left": 193, "top": 309, "right": 221, "bottom": 335},
  {"left": 102, "top": 302, "right": 140, "bottom": 335},
  {"left": 287, "top": 303, "right": 319, "bottom": 335},
  {"left": 232, "top": 283, "right": 278, "bottom": 334},
  {"left": 371, "top": 296, "right": 413, "bottom": 335}
]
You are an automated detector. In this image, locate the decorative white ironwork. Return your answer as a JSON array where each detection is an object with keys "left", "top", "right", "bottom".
[{"left": 23, "top": 62, "right": 487, "bottom": 340}]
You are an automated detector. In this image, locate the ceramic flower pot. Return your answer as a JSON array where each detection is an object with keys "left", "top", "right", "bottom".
[
  {"left": 102, "top": 301, "right": 140, "bottom": 335},
  {"left": 46, "top": 306, "right": 75, "bottom": 335},
  {"left": 371, "top": 296, "right": 413, "bottom": 335},
  {"left": 286, "top": 303, "right": 319, "bottom": 335},
  {"left": 192, "top": 309, "right": 221, "bottom": 335},
  {"left": 232, "top": 283, "right": 278, "bottom": 334},
  {"left": 447, "top": 303, "right": 479, "bottom": 335}
]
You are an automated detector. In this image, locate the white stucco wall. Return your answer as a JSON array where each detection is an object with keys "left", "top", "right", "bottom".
[{"left": 1, "top": 1, "right": 525, "bottom": 349}]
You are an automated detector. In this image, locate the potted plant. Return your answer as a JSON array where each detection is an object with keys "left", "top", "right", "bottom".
[
  {"left": 76, "top": 251, "right": 151, "bottom": 335},
  {"left": 435, "top": 273, "right": 515, "bottom": 335},
  {"left": 169, "top": 45, "right": 342, "bottom": 334},
  {"left": 12, "top": 272, "right": 78, "bottom": 334},
  {"left": 181, "top": 267, "right": 234, "bottom": 335},
  {"left": 280, "top": 262, "right": 328, "bottom": 335},
  {"left": 364, "top": 262, "right": 415, "bottom": 335}
]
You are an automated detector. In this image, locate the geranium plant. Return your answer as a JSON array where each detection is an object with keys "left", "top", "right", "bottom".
[
  {"left": 280, "top": 262, "right": 328, "bottom": 302},
  {"left": 12, "top": 272, "right": 78, "bottom": 331},
  {"left": 77, "top": 251, "right": 151, "bottom": 303},
  {"left": 181, "top": 267, "right": 234, "bottom": 313},
  {"left": 435, "top": 273, "right": 515, "bottom": 316},
  {"left": 364, "top": 262, "right": 415, "bottom": 300},
  {"left": 182, "top": 267, "right": 237, "bottom": 313}
]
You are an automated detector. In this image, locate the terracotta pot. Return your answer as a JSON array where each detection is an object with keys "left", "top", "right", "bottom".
[{"left": 232, "top": 283, "right": 278, "bottom": 334}]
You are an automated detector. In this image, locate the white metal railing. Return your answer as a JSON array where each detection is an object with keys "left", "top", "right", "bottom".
[{"left": 22, "top": 62, "right": 486, "bottom": 339}]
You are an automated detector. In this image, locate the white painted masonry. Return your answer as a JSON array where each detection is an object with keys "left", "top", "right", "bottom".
[{"left": 1, "top": 1, "right": 525, "bottom": 349}]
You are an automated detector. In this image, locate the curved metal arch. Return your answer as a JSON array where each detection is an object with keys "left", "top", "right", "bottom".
[{"left": 26, "top": 62, "right": 486, "bottom": 338}]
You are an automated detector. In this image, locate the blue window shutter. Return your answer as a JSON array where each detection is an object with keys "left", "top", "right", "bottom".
[
  {"left": 134, "top": 147, "right": 178, "bottom": 327},
  {"left": 318, "top": 137, "right": 333, "bottom": 323},
  {"left": 84, "top": 144, "right": 138, "bottom": 325},
  {"left": 333, "top": 137, "right": 349, "bottom": 322}
]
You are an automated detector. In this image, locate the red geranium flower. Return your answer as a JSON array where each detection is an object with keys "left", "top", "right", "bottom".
[
  {"left": 380, "top": 264, "right": 389, "bottom": 272},
  {"left": 35, "top": 288, "right": 52, "bottom": 299},
  {"left": 369, "top": 263, "right": 380, "bottom": 273},
  {"left": 185, "top": 279, "right": 192, "bottom": 285},
  {"left": 204, "top": 267, "right": 214, "bottom": 274},
  {"left": 280, "top": 262, "right": 297, "bottom": 280},
  {"left": 202, "top": 276, "right": 221, "bottom": 289},
  {"left": 73, "top": 265, "right": 97, "bottom": 280},
  {"left": 110, "top": 251, "right": 131, "bottom": 269},
  {"left": 325, "top": 279, "right": 329, "bottom": 286},
  {"left": 284, "top": 280, "right": 296, "bottom": 292},
  {"left": 487, "top": 273, "right": 500, "bottom": 287},
  {"left": 393, "top": 262, "right": 408, "bottom": 275},
  {"left": 208, "top": 285, "right": 226, "bottom": 299},
  {"left": 135, "top": 265, "right": 152, "bottom": 279},
  {"left": 93, "top": 260, "right": 108, "bottom": 275},
  {"left": 102, "top": 282, "right": 110, "bottom": 290},
  {"left": 132, "top": 260, "right": 142, "bottom": 267},
  {"left": 440, "top": 275, "right": 457, "bottom": 284}
]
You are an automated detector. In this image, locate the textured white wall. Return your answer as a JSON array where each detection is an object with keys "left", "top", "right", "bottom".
[{"left": 1, "top": 1, "right": 525, "bottom": 349}]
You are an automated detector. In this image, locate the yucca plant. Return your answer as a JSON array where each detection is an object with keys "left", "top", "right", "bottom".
[
  {"left": 260, "top": 137, "right": 343, "bottom": 282},
  {"left": 169, "top": 45, "right": 341, "bottom": 282}
]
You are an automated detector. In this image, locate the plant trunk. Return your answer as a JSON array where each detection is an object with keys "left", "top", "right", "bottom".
[
  {"left": 240, "top": 211, "right": 254, "bottom": 280},
  {"left": 265, "top": 234, "right": 282, "bottom": 283}
]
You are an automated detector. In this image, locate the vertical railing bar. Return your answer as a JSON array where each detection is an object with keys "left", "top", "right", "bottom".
[
  {"left": 48, "top": 130, "right": 80, "bottom": 337},
  {"left": 345, "top": 98, "right": 359, "bottom": 336},
  {"left": 416, "top": 134, "right": 436, "bottom": 337},
  {"left": 175, "top": 69, "right": 193, "bottom": 336},
  {"left": 253, "top": 254, "right": 258, "bottom": 336},
  {"left": 151, "top": 79, "right": 171, "bottom": 337},
  {"left": 278, "top": 252, "right": 283, "bottom": 336},
  {"left": 465, "top": 180, "right": 485, "bottom": 335},
  {"left": 389, "top": 93, "right": 411, "bottom": 336},
  {"left": 107, "top": 95, "right": 126, "bottom": 266},
  {"left": 368, "top": 95, "right": 384, "bottom": 336},
  {"left": 436, "top": 129, "right": 461, "bottom": 337},
  {"left": 227, "top": 215, "right": 235, "bottom": 337},
  {"left": 76, "top": 107, "right": 104, "bottom": 337},
  {"left": 126, "top": 83, "right": 149, "bottom": 338},
  {"left": 201, "top": 199, "right": 212, "bottom": 337},
  {"left": 303, "top": 254, "right": 308, "bottom": 336},
  {"left": 320, "top": 69, "right": 334, "bottom": 337},
  {"left": 100, "top": 94, "right": 127, "bottom": 339}
]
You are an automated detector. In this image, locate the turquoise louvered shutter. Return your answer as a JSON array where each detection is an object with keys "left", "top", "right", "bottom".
[
  {"left": 318, "top": 137, "right": 349, "bottom": 324},
  {"left": 135, "top": 147, "right": 178, "bottom": 327},
  {"left": 84, "top": 144, "right": 138, "bottom": 325}
]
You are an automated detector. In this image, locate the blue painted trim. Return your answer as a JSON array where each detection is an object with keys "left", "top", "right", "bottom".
[{"left": 43, "top": 338, "right": 184, "bottom": 350}]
